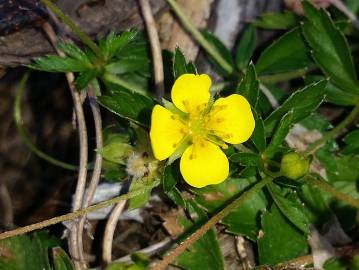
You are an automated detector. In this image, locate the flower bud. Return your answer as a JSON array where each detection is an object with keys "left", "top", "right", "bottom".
[{"left": 280, "top": 152, "right": 309, "bottom": 180}]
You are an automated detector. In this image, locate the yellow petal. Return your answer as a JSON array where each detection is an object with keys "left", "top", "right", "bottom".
[
  {"left": 206, "top": 94, "right": 255, "bottom": 144},
  {"left": 171, "top": 74, "right": 211, "bottom": 114},
  {"left": 180, "top": 140, "right": 229, "bottom": 188},
  {"left": 150, "top": 105, "right": 187, "bottom": 160}
]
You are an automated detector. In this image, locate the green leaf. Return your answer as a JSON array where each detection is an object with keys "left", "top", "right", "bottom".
[
  {"left": 128, "top": 178, "right": 155, "bottom": 210},
  {"left": 347, "top": 0, "right": 359, "bottom": 14},
  {"left": 267, "top": 183, "right": 309, "bottom": 234},
  {"left": 264, "top": 110, "right": 293, "bottom": 158},
  {"left": 162, "top": 164, "right": 179, "bottom": 193},
  {"left": 256, "top": 28, "right": 311, "bottom": 75},
  {"left": 100, "top": 30, "right": 138, "bottom": 60},
  {"left": 302, "top": 1, "right": 359, "bottom": 94},
  {"left": 236, "top": 63, "right": 259, "bottom": 107},
  {"left": 175, "top": 213, "right": 225, "bottom": 270},
  {"left": 166, "top": 187, "right": 187, "bottom": 209},
  {"left": 305, "top": 75, "right": 358, "bottom": 106},
  {"left": 57, "top": 42, "right": 90, "bottom": 64},
  {"left": 194, "top": 177, "right": 268, "bottom": 240},
  {"left": 0, "top": 231, "right": 61, "bottom": 270},
  {"left": 258, "top": 205, "right": 308, "bottom": 265},
  {"left": 251, "top": 111, "right": 266, "bottom": 152},
  {"left": 52, "top": 247, "right": 75, "bottom": 270},
  {"left": 342, "top": 129, "right": 359, "bottom": 155},
  {"left": 230, "top": 152, "right": 261, "bottom": 167},
  {"left": 105, "top": 58, "right": 150, "bottom": 75},
  {"left": 254, "top": 11, "right": 298, "bottom": 30},
  {"left": 264, "top": 80, "right": 327, "bottom": 135},
  {"left": 235, "top": 25, "right": 257, "bottom": 70},
  {"left": 98, "top": 90, "right": 155, "bottom": 127},
  {"left": 30, "top": 56, "right": 90, "bottom": 72},
  {"left": 75, "top": 70, "right": 97, "bottom": 90},
  {"left": 202, "top": 30, "right": 234, "bottom": 76},
  {"left": 100, "top": 134, "right": 132, "bottom": 165},
  {"left": 172, "top": 47, "right": 197, "bottom": 79}
]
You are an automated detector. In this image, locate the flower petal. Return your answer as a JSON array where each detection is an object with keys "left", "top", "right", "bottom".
[
  {"left": 150, "top": 105, "right": 187, "bottom": 160},
  {"left": 171, "top": 74, "right": 211, "bottom": 114},
  {"left": 206, "top": 94, "right": 255, "bottom": 144},
  {"left": 180, "top": 140, "right": 229, "bottom": 188}
]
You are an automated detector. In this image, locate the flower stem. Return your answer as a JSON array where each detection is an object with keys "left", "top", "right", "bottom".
[
  {"left": 303, "top": 102, "right": 359, "bottom": 156},
  {"left": 14, "top": 72, "right": 78, "bottom": 171},
  {"left": 305, "top": 175, "right": 359, "bottom": 209},
  {"left": 41, "top": 0, "right": 104, "bottom": 60},
  {"left": 166, "top": 0, "right": 233, "bottom": 75},
  {"left": 0, "top": 180, "right": 159, "bottom": 240},
  {"left": 151, "top": 176, "right": 274, "bottom": 270}
]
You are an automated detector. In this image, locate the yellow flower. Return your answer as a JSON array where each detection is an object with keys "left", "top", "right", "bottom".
[{"left": 150, "top": 74, "right": 255, "bottom": 188}]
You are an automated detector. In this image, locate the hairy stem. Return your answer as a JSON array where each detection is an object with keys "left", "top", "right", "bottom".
[
  {"left": 0, "top": 180, "right": 159, "bottom": 241},
  {"left": 303, "top": 102, "right": 359, "bottom": 156},
  {"left": 151, "top": 176, "right": 274, "bottom": 270},
  {"left": 41, "top": 0, "right": 103, "bottom": 60},
  {"left": 14, "top": 72, "right": 78, "bottom": 171},
  {"left": 305, "top": 175, "right": 359, "bottom": 209},
  {"left": 166, "top": 0, "right": 233, "bottom": 75}
]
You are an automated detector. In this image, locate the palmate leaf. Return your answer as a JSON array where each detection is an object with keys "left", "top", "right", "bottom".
[
  {"left": 254, "top": 11, "right": 298, "bottom": 30},
  {"left": 30, "top": 55, "right": 91, "bottom": 73},
  {"left": 173, "top": 47, "right": 197, "bottom": 79},
  {"left": 302, "top": 1, "right": 359, "bottom": 94},
  {"left": 100, "top": 30, "right": 138, "bottom": 60},
  {"left": 236, "top": 63, "right": 259, "bottom": 107},
  {"left": 235, "top": 25, "right": 257, "bottom": 70}
]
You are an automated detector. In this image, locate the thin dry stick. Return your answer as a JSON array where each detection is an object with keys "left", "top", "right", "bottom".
[
  {"left": 42, "top": 22, "right": 88, "bottom": 268},
  {"left": 77, "top": 86, "right": 103, "bottom": 266},
  {"left": 139, "top": 0, "right": 165, "bottom": 100},
  {"left": 102, "top": 200, "right": 127, "bottom": 264},
  {"left": 0, "top": 181, "right": 159, "bottom": 241},
  {"left": 151, "top": 177, "right": 274, "bottom": 270}
]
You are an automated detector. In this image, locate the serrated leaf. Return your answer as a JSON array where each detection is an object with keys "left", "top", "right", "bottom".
[
  {"left": 305, "top": 75, "right": 357, "bottom": 106},
  {"left": 235, "top": 25, "right": 257, "bottom": 70},
  {"left": 267, "top": 183, "right": 309, "bottom": 233},
  {"left": 236, "top": 63, "right": 259, "bottom": 107},
  {"left": 173, "top": 48, "right": 190, "bottom": 79},
  {"left": 194, "top": 177, "right": 268, "bottom": 240},
  {"left": 230, "top": 152, "right": 261, "bottom": 167},
  {"left": 264, "top": 110, "right": 294, "bottom": 158},
  {"left": 52, "top": 247, "right": 75, "bottom": 270},
  {"left": 98, "top": 90, "right": 155, "bottom": 127},
  {"left": 258, "top": 205, "right": 308, "bottom": 265},
  {"left": 251, "top": 111, "right": 266, "bottom": 152},
  {"left": 264, "top": 80, "right": 327, "bottom": 135},
  {"left": 100, "top": 30, "right": 138, "bottom": 60},
  {"left": 30, "top": 56, "right": 91, "bottom": 72},
  {"left": 254, "top": 11, "right": 298, "bottom": 30},
  {"left": 201, "top": 30, "right": 234, "bottom": 76},
  {"left": 57, "top": 42, "right": 90, "bottom": 64},
  {"left": 256, "top": 28, "right": 311, "bottom": 75},
  {"left": 302, "top": 1, "right": 359, "bottom": 94}
]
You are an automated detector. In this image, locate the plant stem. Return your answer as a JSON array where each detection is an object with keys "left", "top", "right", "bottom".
[
  {"left": 258, "top": 68, "right": 310, "bottom": 84},
  {"left": 14, "top": 72, "right": 78, "bottom": 171},
  {"left": 305, "top": 175, "right": 359, "bottom": 209},
  {"left": 41, "top": 0, "right": 103, "bottom": 60},
  {"left": 303, "top": 103, "right": 359, "bottom": 156},
  {"left": 0, "top": 180, "right": 159, "bottom": 241},
  {"left": 166, "top": 0, "right": 233, "bottom": 75},
  {"left": 103, "top": 73, "right": 147, "bottom": 95},
  {"left": 151, "top": 176, "right": 274, "bottom": 270}
]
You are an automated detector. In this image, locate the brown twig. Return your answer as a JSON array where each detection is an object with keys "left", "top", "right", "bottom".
[
  {"left": 77, "top": 86, "right": 103, "bottom": 266},
  {"left": 42, "top": 22, "right": 89, "bottom": 269},
  {"left": 102, "top": 200, "right": 127, "bottom": 264},
  {"left": 0, "top": 180, "right": 159, "bottom": 240},
  {"left": 151, "top": 177, "right": 274, "bottom": 270},
  {"left": 138, "top": 0, "right": 165, "bottom": 100}
]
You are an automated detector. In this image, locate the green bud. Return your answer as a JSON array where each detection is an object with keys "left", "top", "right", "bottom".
[{"left": 280, "top": 152, "right": 309, "bottom": 180}]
